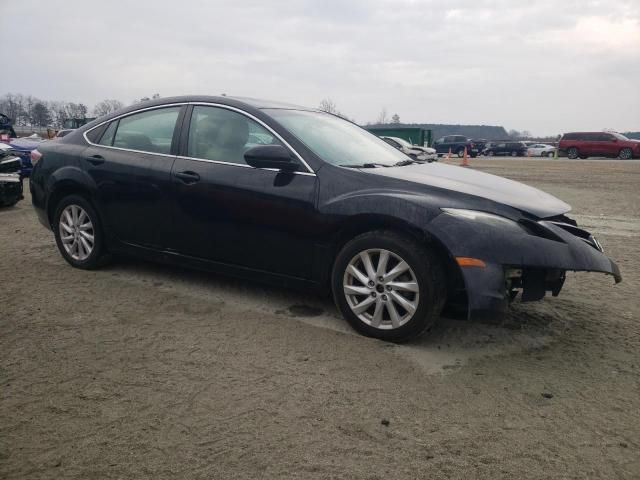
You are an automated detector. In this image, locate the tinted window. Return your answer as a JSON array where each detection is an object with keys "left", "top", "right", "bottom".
[
  {"left": 98, "top": 121, "right": 118, "bottom": 146},
  {"left": 112, "top": 107, "right": 180, "bottom": 154},
  {"left": 187, "top": 106, "right": 283, "bottom": 165}
]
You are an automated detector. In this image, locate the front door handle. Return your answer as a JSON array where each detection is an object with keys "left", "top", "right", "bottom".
[
  {"left": 175, "top": 171, "right": 200, "bottom": 184},
  {"left": 85, "top": 154, "right": 105, "bottom": 165}
]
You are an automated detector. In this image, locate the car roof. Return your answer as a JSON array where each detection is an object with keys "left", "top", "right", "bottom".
[{"left": 75, "top": 95, "right": 318, "bottom": 134}]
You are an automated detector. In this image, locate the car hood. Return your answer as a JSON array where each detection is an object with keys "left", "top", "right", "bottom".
[{"left": 365, "top": 162, "right": 571, "bottom": 218}]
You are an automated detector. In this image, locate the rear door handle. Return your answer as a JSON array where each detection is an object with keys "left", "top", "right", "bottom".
[
  {"left": 175, "top": 171, "right": 200, "bottom": 184},
  {"left": 85, "top": 154, "right": 105, "bottom": 165}
]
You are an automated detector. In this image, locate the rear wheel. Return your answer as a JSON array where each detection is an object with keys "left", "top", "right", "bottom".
[
  {"left": 619, "top": 148, "right": 633, "bottom": 160},
  {"left": 332, "top": 231, "right": 446, "bottom": 342},
  {"left": 567, "top": 147, "right": 579, "bottom": 159},
  {"left": 511, "top": 150, "right": 517, "bottom": 157},
  {"left": 53, "top": 195, "right": 110, "bottom": 269},
  {"left": 456, "top": 148, "right": 465, "bottom": 158}
]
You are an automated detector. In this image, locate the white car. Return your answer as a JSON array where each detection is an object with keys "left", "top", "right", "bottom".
[
  {"left": 381, "top": 136, "right": 438, "bottom": 162},
  {"left": 527, "top": 144, "right": 557, "bottom": 157}
]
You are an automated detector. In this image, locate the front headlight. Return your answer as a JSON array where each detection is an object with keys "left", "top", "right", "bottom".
[
  {"left": 440, "top": 208, "right": 526, "bottom": 229},
  {"left": 441, "top": 208, "right": 511, "bottom": 222}
]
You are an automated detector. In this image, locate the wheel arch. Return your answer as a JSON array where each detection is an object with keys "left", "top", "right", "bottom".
[{"left": 327, "top": 214, "right": 466, "bottom": 306}]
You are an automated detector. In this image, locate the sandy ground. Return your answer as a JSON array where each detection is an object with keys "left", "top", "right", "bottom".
[{"left": 1, "top": 158, "right": 639, "bottom": 479}]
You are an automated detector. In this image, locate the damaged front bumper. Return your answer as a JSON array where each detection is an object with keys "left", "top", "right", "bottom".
[{"left": 428, "top": 211, "right": 621, "bottom": 318}]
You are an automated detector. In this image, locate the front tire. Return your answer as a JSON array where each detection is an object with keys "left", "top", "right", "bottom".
[
  {"left": 53, "top": 195, "right": 110, "bottom": 269},
  {"left": 332, "top": 231, "right": 446, "bottom": 342},
  {"left": 619, "top": 148, "right": 633, "bottom": 160}
]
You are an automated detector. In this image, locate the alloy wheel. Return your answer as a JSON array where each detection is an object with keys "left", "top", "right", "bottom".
[
  {"left": 59, "top": 204, "right": 95, "bottom": 261},
  {"left": 343, "top": 249, "right": 420, "bottom": 330},
  {"left": 619, "top": 148, "right": 632, "bottom": 160}
]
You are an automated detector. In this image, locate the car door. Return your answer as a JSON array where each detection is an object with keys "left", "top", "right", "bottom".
[
  {"left": 598, "top": 133, "right": 618, "bottom": 158},
  {"left": 433, "top": 137, "right": 446, "bottom": 154},
  {"left": 170, "top": 104, "right": 318, "bottom": 279},
  {"left": 83, "top": 105, "right": 184, "bottom": 248}
]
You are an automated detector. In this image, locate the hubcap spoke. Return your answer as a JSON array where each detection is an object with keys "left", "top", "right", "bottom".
[
  {"left": 383, "top": 261, "right": 409, "bottom": 282},
  {"left": 352, "top": 295, "right": 376, "bottom": 314},
  {"left": 371, "top": 300, "right": 384, "bottom": 327},
  {"left": 376, "top": 250, "right": 389, "bottom": 277},
  {"left": 389, "top": 291, "right": 417, "bottom": 314},
  {"left": 386, "top": 281, "right": 419, "bottom": 293},
  {"left": 344, "top": 284, "right": 371, "bottom": 296},
  {"left": 347, "top": 264, "right": 369, "bottom": 286},
  {"left": 387, "top": 300, "right": 401, "bottom": 328},
  {"left": 359, "top": 251, "right": 376, "bottom": 280}
]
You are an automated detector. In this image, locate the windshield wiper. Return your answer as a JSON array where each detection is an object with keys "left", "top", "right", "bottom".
[
  {"left": 339, "top": 163, "right": 388, "bottom": 168},
  {"left": 394, "top": 159, "right": 422, "bottom": 166}
]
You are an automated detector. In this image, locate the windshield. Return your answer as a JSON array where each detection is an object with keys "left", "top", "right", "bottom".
[{"left": 265, "top": 109, "right": 409, "bottom": 167}]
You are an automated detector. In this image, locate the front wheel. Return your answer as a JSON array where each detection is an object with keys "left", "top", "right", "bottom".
[
  {"left": 619, "top": 148, "right": 633, "bottom": 160},
  {"left": 332, "top": 231, "right": 446, "bottom": 342},
  {"left": 53, "top": 195, "right": 110, "bottom": 269}
]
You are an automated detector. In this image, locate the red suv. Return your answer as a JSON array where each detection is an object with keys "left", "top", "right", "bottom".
[{"left": 559, "top": 132, "right": 639, "bottom": 160}]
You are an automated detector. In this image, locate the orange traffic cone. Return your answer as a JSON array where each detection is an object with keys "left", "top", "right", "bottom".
[
  {"left": 447, "top": 147, "right": 452, "bottom": 160},
  {"left": 461, "top": 147, "right": 469, "bottom": 167}
]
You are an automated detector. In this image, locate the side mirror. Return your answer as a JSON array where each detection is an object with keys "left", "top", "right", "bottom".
[{"left": 244, "top": 145, "right": 299, "bottom": 172}]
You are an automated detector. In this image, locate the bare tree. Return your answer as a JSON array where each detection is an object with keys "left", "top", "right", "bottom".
[
  {"left": 391, "top": 113, "right": 400, "bottom": 124},
  {"left": 319, "top": 97, "right": 339, "bottom": 115},
  {"left": 94, "top": 99, "right": 125, "bottom": 117},
  {"left": 376, "top": 108, "right": 388, "bottom": 125}
]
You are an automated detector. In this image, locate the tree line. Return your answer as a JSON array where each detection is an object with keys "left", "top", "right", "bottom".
[{"left": 0, "top": 93, "right": 160, "bottom": 128}]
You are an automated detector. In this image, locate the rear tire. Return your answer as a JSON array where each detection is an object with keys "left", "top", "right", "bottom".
[
  {"left": 511, "top": 150, "right": 517, "bottom": 157},
  {"left": 53, "top": 195, "right": 110, "bottom": 270},
  {"left": 332, "top": 231, "right": 446, "bottom": 342},
  {"left": 619, "top": 148, "right": 633, "bottom": 160},
  {"left": 567, "top": 147, "right": 579, "bottom": 159},
  {"left": 456, "top": 148, "right": 465, "bottom": 158}
]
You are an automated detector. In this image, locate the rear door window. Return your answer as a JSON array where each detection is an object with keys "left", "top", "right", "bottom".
[{"left": 112, "top": 107, "right": 181, "bottom": 154}]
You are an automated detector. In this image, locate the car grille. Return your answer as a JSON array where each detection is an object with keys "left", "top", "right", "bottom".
[{"left": 548, "top": 221, "right": 603, "bottom": 252}]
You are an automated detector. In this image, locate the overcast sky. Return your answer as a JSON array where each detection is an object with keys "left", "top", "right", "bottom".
[{"left": 2, "top": 0, "right": 639, "bottom": 135}]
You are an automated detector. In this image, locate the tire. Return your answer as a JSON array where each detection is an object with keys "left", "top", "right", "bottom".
[
  {"left": 487, "top": 150, "right": 494, "bottom": 157},
  {"left": 567, "top": 147, "right": 579, "bottom": 159},
  {"left": 456, "top": 148, "right": 465, "bottom": 158},
  {"left": 331, "top": 230, "right": 446, "bottom": 342},
  {"left": 510, "top": 150, "right": 517, "bottom": 157},
  {"left": 546, "top": 151, "right": 553, "bottom": 158},
  {"left": 53, "top": 194, "right": 110, "bottom": 270},
  {"left": 619, "top": 148, "right": 633, "bottom": 160},
  {"left": 579, "top": 155, "right": 588, "bottom": 159}
]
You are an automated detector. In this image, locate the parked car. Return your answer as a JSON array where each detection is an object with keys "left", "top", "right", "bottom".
[
  {"left": 483, "top": 141, "right": 528, "bottom": 157},
  {"left": 472, "top": 139, "right": 488, "bottom": 153},
  {"left": 0, "top": 148, "right": 23, "bottom": 207},
  {"left": 559, "top": 132, "right": 640, "bottom": 159},
  {"left": 380, "top": 136, "right": 437, "bottom": 162},
  {"left": 30, "top": 96, "right": 621, "bottom": 342},
  {"left": 527, "top": 144, "right": 556, "bottom": 157},
  {"left": 6, "top": 135, "right": 46, "bottom": 177},
  {"left": 433, "top": 135, "right": 478, "bottom": 158}
]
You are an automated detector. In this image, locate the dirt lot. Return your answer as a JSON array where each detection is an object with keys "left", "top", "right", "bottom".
[{"left": 1, "top": 158, "right": 639, "bottom": 479}]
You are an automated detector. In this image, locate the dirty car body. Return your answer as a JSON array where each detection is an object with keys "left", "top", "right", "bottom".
[{"left": 29, "top": 96, "right": 621, "bottom": 334}]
